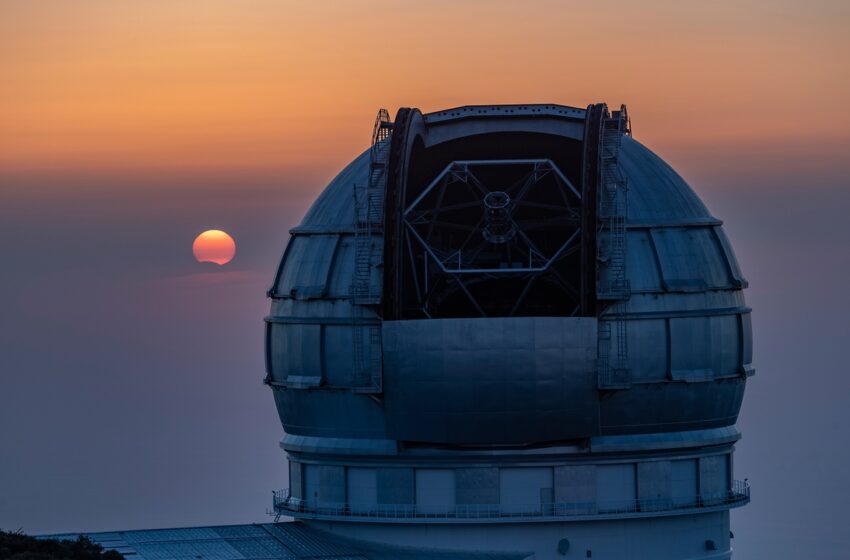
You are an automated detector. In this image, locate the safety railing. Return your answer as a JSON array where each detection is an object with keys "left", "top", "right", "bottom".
[{"left": 273, "top": 480, "right": 749, "bottom": 522}]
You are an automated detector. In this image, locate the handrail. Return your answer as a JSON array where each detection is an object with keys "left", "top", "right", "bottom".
[{"left": 272, "top": 480, "right": 750, "bottom": 523}]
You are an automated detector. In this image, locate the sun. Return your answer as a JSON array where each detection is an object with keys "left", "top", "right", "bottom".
[{"left": 193, "top": 230, "right": 236, "bottom": 265}]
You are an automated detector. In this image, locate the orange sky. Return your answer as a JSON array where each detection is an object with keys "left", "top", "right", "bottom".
[{"left": 1, "top": 0, "right": 848, "bottom": 182}]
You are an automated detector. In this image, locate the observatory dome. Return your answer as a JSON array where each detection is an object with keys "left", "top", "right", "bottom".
[
  {"left": 265, "top": 104, "right": 752, "bottom": 559},
  {"left": 266, "top": 109, "right": 751, "bottom": 444}
]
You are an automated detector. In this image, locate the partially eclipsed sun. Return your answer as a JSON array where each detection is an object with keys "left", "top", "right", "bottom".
[{"left": 193, "top": 230, "right": 236, "bottom": 265}]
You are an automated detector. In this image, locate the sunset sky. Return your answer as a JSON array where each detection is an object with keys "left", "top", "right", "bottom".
[
  {"left": 2, "top": 1, "right": 848, "bottom": 180},
  {"left": 1, "top": 2, "right": 849, "bottom": 559}
]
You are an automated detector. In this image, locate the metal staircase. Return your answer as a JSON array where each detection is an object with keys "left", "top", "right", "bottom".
[
  {"left": 352, "top": 109, "right": 392, "bottom": 304},
  {"left": 597, "top": 106, "right": 631, "bottom": 390},
  {"left": 351, "top": 109, "right": 393, "bottom": 393}
]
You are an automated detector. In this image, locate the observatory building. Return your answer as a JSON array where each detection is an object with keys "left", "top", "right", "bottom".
[
  {"left": 264, "top": 103, "right": 753, "bottom": 559},
  {"left": 52, "top": 103, "right": 752, "bottom": 560}
]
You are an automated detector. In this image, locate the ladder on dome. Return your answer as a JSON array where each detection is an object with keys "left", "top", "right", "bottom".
[
  {"left": 352, "top": 108, "right": 392, "bottom": 304},
  {"left": 351, "top": 109, "right": 393, "bottom": 392},
  {"left": 597, "top": 106, "right": 632, "bottom": 390}
]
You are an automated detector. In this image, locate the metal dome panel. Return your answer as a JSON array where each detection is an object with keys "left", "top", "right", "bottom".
[
  {"left": 299, "top": 150, "right": 370, "bottom": 229},
  {"left": 619, "top": 137, "right": 715, "bottom": 225},
  {"left": 382, "top": 317, "right": 598, "bottom": 444}
]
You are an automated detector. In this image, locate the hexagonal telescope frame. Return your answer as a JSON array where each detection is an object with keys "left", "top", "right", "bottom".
[{"left": 401, "top": 159, "right": 583, "bottom": 318}]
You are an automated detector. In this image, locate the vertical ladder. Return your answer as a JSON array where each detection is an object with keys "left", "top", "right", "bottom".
[
  {"left": 352, "top": 109, "right": 392, "bottom": 304},
  {"left": 597, "top": 106, "right": 631, "bottom": 389},
  {"left": 351, "top": 109, "right": 393, "bottom": 393}
]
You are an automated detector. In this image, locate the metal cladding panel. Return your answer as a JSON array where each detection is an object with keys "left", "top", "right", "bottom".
[
  {"left": 699, "top": 455, "right": 732, "bottom": 510},
  {"left": 625, "top": 229, "right": 663, "bottom": 291},
  {"left": 266, "top": 313, "right": 378, "bottom": 390},
  {"left": 671, "top": 459, "right": 699, "bottom": 506},
  {"left": 637, "top": 460, "right": 673, "bottom": 511},
  {"left": 272, "top": 388, "right": 387, "bottom": 439},
  {"left": 714, "top": 226, "right": 748, "bottom": 286},
  {"left": 322, "top": 325, "right": 355, "bottom": 386},
  {"left": 289, "top": 461, "right": 304, "bottom": 500},
  {"left": 456, "top": 468, "right": 500, "bottom": 505},
  {"left": 670, "top": 314, "right": 742, "bottom": 380},
  {"left": 596, "top": 464, "right": 636, "bottom": 512},
  {"left": 320, "top": 466, "right": 346, "bottom": 507},
  {"left": 324, "top": 235, "right": 354, "bottom": 297},
  {"left": 699, "top": 455, "right": 730, "bottom": 504},
  {"left": 619, "top": 136, "right": 713, "bottom": 224},
  {"left": 651, "top": 227, "right": 734, "bottom": 291},
  {"left": 304, "top": 464, "right": 320, "bottom": 508},
  {"left": 376, "top": 468, "right": 415, "bottom": 505},
  {"left": 554, "top": 465, "right": 596, "bottom": 513},
  {"left": 624, "top": 319, "right": 667, "bottom": 382},
  {"left": 500, "top": 468, "right": 553, "bottom": 513},
  {"left": 382, "top": 317, "right": 598, "bottom": 444},
  {"left": 278, "top": 236, "right": 373, "bottom": 302},
  {"left": 416, "top": 469, "right": 456, "bottom": 514},
  {"left": 347, "top": 468, "right": 378, "bottom": 508},
  {"left": 599, "top": 378, "right": 746, "bottom": 434},
  {"left": 268, "top": 323, "right": 322, "bottom": 383},
  {"left": 275, "top": 235, "right": 339, "bottom": 299},
  {"left": 742, "top": 312, "right": 754, "bottom": 367}
]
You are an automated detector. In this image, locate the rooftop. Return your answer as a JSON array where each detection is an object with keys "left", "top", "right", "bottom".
[{"left": 44, "top": 522, "right": 531, "bottom": 560}]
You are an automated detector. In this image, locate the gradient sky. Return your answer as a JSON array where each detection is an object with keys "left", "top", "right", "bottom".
[{"left": 1, "top": 2, "right": 849, "bottom": 559}]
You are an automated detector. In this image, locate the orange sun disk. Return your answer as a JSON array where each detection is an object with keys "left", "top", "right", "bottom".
[{"left": 193, "top": 230, "right": 236, "bottom": 265}]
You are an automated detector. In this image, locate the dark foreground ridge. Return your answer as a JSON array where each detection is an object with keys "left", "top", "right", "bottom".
[{"left": 2, "top": 529, "right": 122, "bottom": 560}]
